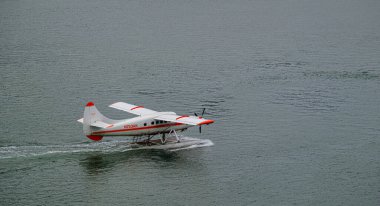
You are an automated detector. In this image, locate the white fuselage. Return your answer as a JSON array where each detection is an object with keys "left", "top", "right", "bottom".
[{"left": 90, "top": 112, "right": 192, "bottom": 137}]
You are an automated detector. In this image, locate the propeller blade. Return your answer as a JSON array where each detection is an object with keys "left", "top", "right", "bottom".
[
  {"left": 201, "top": 108, "right": 206, "bottom": 116},
  {"left": 194, "top": 112, "right": 198, "bottom": 117},
  {"left": 199, "top": 125, "right": 202, "bottom": 133}
]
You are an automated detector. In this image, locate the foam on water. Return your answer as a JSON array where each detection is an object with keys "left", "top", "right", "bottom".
[
  {"left": 169, "top": 137, "right": 214, "bottom": 151},
  {"left": 0, "top": 137, "right": 214, "bottom": 159}
]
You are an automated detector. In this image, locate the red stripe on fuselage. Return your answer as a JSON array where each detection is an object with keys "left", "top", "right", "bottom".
[{"left": 92, "top": 123, "right": 184, "bottom": 135}]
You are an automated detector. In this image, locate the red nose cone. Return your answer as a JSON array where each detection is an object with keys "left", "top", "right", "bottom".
[{"left": 86, "top": 102, "right": 95, "bottom": 107}]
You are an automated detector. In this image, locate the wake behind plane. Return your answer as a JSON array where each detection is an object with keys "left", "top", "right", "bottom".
[{"left": 77, "top": 102, "right": 214, "bottom": 147}]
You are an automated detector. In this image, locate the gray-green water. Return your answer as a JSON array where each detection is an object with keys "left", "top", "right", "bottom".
[{"left": 1, "top": 0, "right": 379, "bottom": 205}]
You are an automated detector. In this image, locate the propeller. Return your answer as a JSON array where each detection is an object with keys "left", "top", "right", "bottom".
[{"left": 194, "top": 108, "right": 206, "bottom": 133}]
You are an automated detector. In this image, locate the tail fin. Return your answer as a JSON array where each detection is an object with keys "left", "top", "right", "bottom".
[{"left": 82, "top": 102, "right": 115, "bottom": 141}]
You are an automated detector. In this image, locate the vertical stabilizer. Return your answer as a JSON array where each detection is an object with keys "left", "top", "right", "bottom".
[{"left": 83, "top": 102, "right": 115, "bottom": 141}]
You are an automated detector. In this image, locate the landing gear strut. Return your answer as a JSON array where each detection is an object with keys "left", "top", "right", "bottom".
[{"left": 160, "top": 133, "right": 166, "bottom": 144}]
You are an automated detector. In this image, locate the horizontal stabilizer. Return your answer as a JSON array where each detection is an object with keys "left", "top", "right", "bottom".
[
  {"left": 77, "top": 118, "right": 84, "bottom": 123},
  {"left": 90, "top": 120, "right": 112, "bottom": 128}
]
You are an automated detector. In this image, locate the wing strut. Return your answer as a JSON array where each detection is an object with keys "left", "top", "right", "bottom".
[{"left": 169, "top": 129, "right": 181, "bottom": 143}]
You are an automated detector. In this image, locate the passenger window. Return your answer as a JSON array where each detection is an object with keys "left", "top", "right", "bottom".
[
  {"left": 144, "top": 123, "right": 147, "bottom": 126},
  {"left": 151, "top": 121, "right": 154, "bottom": 125},
  {"left": 156, "top": 120, "right": 159, "bottom": 124}
]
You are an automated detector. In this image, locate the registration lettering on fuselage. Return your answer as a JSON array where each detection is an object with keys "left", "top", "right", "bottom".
[{"left": 124, "top": 124, "right": 138, "bottom": 129}]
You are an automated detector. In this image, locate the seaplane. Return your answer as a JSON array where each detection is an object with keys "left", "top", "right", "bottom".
[{"left": 77, "top": 102, "right": 215, "bottom": 148}]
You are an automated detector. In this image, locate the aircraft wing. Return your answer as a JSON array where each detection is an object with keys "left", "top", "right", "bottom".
[
  {"left": 155, "top": 114, "right": 214, "bottom": 126},
  {"left": 109, "top": 102, "right": 157, "bottom": 116}
]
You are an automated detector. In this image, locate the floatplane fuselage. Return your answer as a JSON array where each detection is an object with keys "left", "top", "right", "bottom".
[{"left": 77, "top": 102, "right": 214, "bottom": 144}]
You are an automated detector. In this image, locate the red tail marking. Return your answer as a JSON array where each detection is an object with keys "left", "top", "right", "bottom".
[
  {"left": 86, "top": 135, "right": 103, "bottom": 141},
  {"left": 86, "top": 102, "right": 95, "bottom": 107}
]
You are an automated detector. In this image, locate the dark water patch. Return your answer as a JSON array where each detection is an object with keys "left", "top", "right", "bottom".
[
  {"left": 304, "top": 70, "right": 380, "bottom": 80},
  {"left": 79, "top": 150, "right": 179, "bottom": 175},
  {"left": 230, "top": 60, "right": 310, "bottom": 88},
  {"left": 272, "top": 87, "right": 345, "bottom": 113},
  {"left": 261, "top": 61, "right": 309, "bottom": 70},
  {"left": 134, "top": 90, "right": 175, "bottom": 97}
]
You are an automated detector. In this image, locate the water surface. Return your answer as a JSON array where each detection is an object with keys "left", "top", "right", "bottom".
[{"left": 1, "top": 0, "right": 379, "bottom": 205}]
